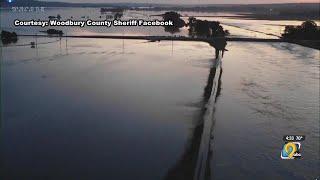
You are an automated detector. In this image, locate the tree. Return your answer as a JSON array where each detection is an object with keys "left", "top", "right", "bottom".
[
  {"left": 188, "top": 18, "right": 228, "bottom": 38},
  {"left": 301, "top": 20, "right": 317, "bottom": 31},
  {"left": 162, "top": 11, "right": 186, "bottom": 34},
  {"left": 282, "top": 20, "right": 319, "bottom": 40}
]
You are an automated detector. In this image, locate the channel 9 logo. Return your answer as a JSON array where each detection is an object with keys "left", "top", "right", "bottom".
[{"left": 281, "top": 135, "right": 304, "bottom": 160}]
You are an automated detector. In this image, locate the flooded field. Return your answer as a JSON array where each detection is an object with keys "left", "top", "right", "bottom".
[
  {"left": 1, "top": 36, "right": 319, "bottom": 179},
  {"left": 1, "top": 7, "right": 320, "bottom": 180}
]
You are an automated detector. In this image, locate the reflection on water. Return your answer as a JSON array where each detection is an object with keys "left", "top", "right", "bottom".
[
  {"left": 166, "top": 39, "right": 226, "bottom": 180},
  {"left": 166, "top": 56, "right": 223, "bottom": 180}
]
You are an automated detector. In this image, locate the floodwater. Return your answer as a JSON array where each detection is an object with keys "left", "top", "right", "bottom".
[
  {"left": 1, "top": 8, "right": 320, "bottom": 180},
  {"left": 1, "top": 7, "right": 319, "bottom": 38}
]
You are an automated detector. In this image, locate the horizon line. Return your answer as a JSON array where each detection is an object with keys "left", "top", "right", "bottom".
[{"left": 34, "top": 1, "right": 320, "bottom": 5}]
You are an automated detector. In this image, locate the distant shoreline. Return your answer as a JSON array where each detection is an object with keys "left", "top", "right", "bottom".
[
  {"left": 229, "top": 13, "right": 320, "bottom": 21},
  {"left": 1, "top": 1, "right": 319, "bottom": 21},
  {"left": 152, "top": 14, "right": 320, "bottom": 21}
]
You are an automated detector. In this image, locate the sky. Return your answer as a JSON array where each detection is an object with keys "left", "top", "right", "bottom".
[{"left": 42, "top": 0, "right": 318, "bottom": 4}]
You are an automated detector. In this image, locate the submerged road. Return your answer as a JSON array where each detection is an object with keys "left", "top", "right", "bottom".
[{"left": 17, "top": 34, "right": 319, "bottom": 49}]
